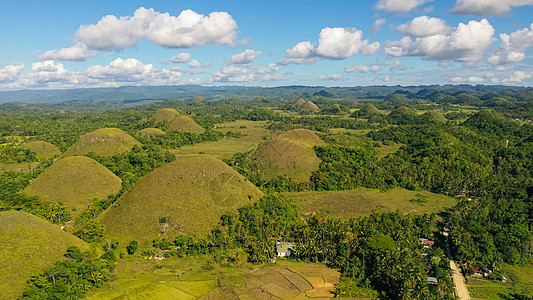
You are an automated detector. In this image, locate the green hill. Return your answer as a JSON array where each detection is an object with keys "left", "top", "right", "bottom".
[
  {"left": 167, "top": 116, "right": 205, "bottom": 134},
  {"left": 0, "top": 210, "right": 88, "bottom": 300},
  {"left": 294, "top": 98, "right": 306, "bottom": 107},
  {"left": 250, "top": 129, "right": 325, "bottom": 182},
  {"left": 138, "top": 127, "right": 166, "bottom": 137},
  {"left": 352, "top": 103, "right": 383, "bottom": 118},
  {"left": 99, "top": 156, "right": 263, "bottom": 241},
  {"left": 463, "top": 109, "right": 520, "bottom": 136},
  {"left": 421, "top": 110, "right": 447, "bottom": 124},
  {"left": 299, "top": 101, "right": 320, "bottom": 112},
  {"left": 150, "top": 108, "right": 181, "bottom": 126},
  {"left": 24, "top": 156, "right": 122, "bottom": 216},
  {"left": 22, "top": 141, "right": 61, "bottom": 159},
  {"left": 63, "top": 128, "right": 140, "bottom": 157}
]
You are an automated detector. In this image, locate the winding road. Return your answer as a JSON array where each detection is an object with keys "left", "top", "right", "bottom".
[{"left": 443, "top": 226, "right": 471, "bottom": 300}]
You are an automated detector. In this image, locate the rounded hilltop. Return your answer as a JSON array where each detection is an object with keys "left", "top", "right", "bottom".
[
  {"left": 22, "top": 141, "right": 61, "bottom": 159},
  {"left": 150, "top": 108, "right": 181, "bottom": 126},
  {"left": 167, "top": 115, "right": 205, "bottom": 133},
  {"left": 99, "top": 155, "right": 263, "bottom": 241},
  {"left": 63, "top": 128, "right": 140, "bottom": 157},
  {"left": 137, "top": 127, "right": 166, "bottom": 137}
]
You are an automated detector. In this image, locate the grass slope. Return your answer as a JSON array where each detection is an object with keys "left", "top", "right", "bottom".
[
  {"left": 300, "top": 101, "right": 320, "bottom": 112},
  {"left": 63, "top": 128, "right": 140, "bottom": 157},
  {"left": 285, "top": 188, "right": 456, "bottom": 218},
  {"left": 150, "top": 108, "right": 181, "bottom": 126},
  {"left": 251, "top": 129, "right": 325, "bottom": 182},
  {"left": 100, "top": 155, "right": 263, "bottom": 241},
  {"left": 0, "top": 162, "right": 38, "bottom": 174},
  {"left": 0, "top": 210, "right": 88, "bottom": 300},
  {"left": 24, "top": 156, "right": 122, "bottom": 216},
  {"left": 138, "top": 127, "right": 166, "bottom": 137},
  {"left": 167, "top": 116, "right": 205, "bottom": 133},
  {"left": 22, "top": 141, "right": 61, "bottom": 159}
]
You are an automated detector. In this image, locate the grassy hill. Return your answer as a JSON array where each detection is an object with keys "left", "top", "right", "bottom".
[
  {"left": 250, "top": 129, "right": 325, "bottom": 182},
  {"left": 421, "top": 110, "right": 447, "bottom": 124},
  {"left": 285, "top": 188, "right": 456, "bottom": 218},
  {"left": 63, "top": 128, "right": 140, "bottom": 157},
  {"left": 138, "top": 127, "right": 166, "bottom": 137},
  {"left": 300, "top": 101, "right": 320, "bottom": 112},
  {"left": 167, "top": 116, "right": 205, "bottom": 133},
  {"left": 150, "top": 108, "right": 181, "bottom": 126},
  {"left": 99, "top": 155, "right": 263, "bottom": 241},
  {"left": 24, "top": 156, "right": 122, "bottom": 216},
  {"left": 0, "top": 210, "right": 88, "bottom": 300},
  {"left": 22, "top": 141, "right": 61, "bottom": 159}
]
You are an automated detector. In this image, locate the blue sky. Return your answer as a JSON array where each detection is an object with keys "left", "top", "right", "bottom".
[{"left": 0, "top": 0, "right": 532, "bottom": 90}]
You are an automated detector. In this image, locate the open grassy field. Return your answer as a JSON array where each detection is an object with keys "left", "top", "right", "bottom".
[
  {"left": 24, "top": 156, "right": 122, "bottom": 217},
  {"left": 170, "top": 120, "right": 270, "bottom": 159},
  {"left": 22, "top": 141, "right": 61, "bottom": 159},
  {"left": 375, "top": 142, "right": 404, "bottom": 159},
  {"left": 85, "top": 257, "right": 339, "bottom": 300},
  {"left": 0, "top": 162, "right": 39, "bottom": 173},
  {"left": 63, "top": 128, "right": 140, "bottom": 157},
  {"left": 0, "top": 210, "right": 88, "bottom": 300},
  {"left": 99, "top": 155, "right": 263, "bottom": 242},
  {"left": 468, "top": 264, "right": 533, "bottom": 299},
  {"left": 285, "top": 188, "right": 456, "bottom": 218}
]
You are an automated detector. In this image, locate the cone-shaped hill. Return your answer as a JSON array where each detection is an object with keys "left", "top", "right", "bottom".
[
  {"left": 99, "top": 156, "right": 263, "bottom": 240},
  {"left": 167, "top": 116, "right": 205, "bottom": 133},
  {"left": 386, "top": 106, "right": 418, "bottom": 125},
  {"left": 352, "top": 103, "right": 383, "bottom": 118},
  {"left": 294, "top": 98, "right": 306, "bottom": 106},
  {"left": 63, "top": 128, "right": 140, "bottom": 157},
  {"left": 421, "top": 110, "right": 447, "bottom": 124},
  {"left": 22, "top": 141, "right": 61, "bottom": 159},
  {"left": 299, "top": 101, "right": 320, "bottom": 112},
  {"left": 250, "top": 129, "right": 326, "bottom": 182},
  {"left": 0, "top": 210, "right": 88, "bottom": 299},
  {"left": 150, "top": 108, "right": 181, "bottom": 126},
  {"left": 25, "top": 156, "right": 122, "bottom": 216},
  {"left": 137, "top": 127, "right": 166, "bottom": 137}
]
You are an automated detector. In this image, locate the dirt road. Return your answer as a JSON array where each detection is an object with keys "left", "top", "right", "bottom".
[{"left": 444, "top": 227, "right": 471, "bottom": 300}]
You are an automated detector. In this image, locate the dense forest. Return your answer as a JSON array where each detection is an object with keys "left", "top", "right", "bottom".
[{"left": 1, "top": 86, "right": 533, "bottom": 299}]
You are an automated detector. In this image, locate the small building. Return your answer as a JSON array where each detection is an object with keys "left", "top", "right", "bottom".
[
  {"left": 427, "top": 277, "right": 438, "bottom": 285},
  {"left": 275, "top": 241, "right": 295, "bottom": 257},
  {"left": 419, "top": 238, "right": 434, "bottom": 247},
  {"left": 471, "top": 266, "right": 492, "bottom": 277}
]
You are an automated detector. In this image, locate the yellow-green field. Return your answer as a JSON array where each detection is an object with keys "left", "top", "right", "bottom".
[
  {"left": 86, "top": 257, "right": 339, "bottom": 300},
  {"left": 63, "top": 128, "right": 140, "bottom": 157},
  {"left": 285, "top": 188, "right": 456, "bottom": 218},
  {"left": 22, "top": 141, "right": 61, "bottom": 159},
  {"left": 0, "top": 162, "right": 39, "bottom": 173},
  {"left": 170, "top": 120, "right": 270, "bottom": 159},
  {"left": 375, "top": 142, "right": 404, "bottom": 159},
  {"left": 468, "top": 264, "right": 533, "bottom": 300}
]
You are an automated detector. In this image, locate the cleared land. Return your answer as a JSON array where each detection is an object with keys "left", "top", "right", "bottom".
[
  {"left": 285, "top": 188, "right": 456, "bottom": 218},
  {"left": 86, "top": 257, "right": 339, "bottom": 300},
  {"left": 99, "top": 155, "right": 263, "bottom": 241},
  {"left": 0, "top": 210, "right": 88, "bottom": 300},
  {"left": 170, "top": 120, "right": 270, "bottom": 159},
  {"left": 63, "top": 128, "right": 140, "bottom": 157},
  {"left": 468, "top": 264, "right": 533, "bottom": 300},
  {"left": 24, "top": 156, "right": 122, "bottom": 217},
  {"left": 22, "top": 141, "right": 61, "bottom": 159}
]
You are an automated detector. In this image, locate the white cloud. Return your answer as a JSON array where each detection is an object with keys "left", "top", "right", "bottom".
[
  {"left": 188, "top": 59, "right": 201, "bottom": 68},
  {"left": 75, "top": 7, "right": 239, "bottom": 51},
  {"left": 0, "top": 62, "right": 24, "bottom": 83},
  {"left": 396, "top": 16, "right": 452, "bottom": 37},
  {"left": 450, "top": 0, "right": 533, "bottom": 16},
  {"left": 230, "top": 49, "right": 263, "bottom": 64},
  {"left": 168, "top": 53, "right": 192, "bottom": 63},
  {"left": 39, "top": 43, "right": 99, "bottom": 61},
  {"left": 385, "top": 19, "right": 495, "bottom": 62},
  {"left": 381, "top": 75, "right": 392, "bottom": 82},
  {"left": 345, "top": 64, "right": 381, "bottom": 73},
  {"left": 375, "top": 0, "right": 433, "bottom": 13},
  {"left": 370, "top": 18, "right": 386, "bottom": 34},
  {"left": 212, "top": 64, "right": 283, "bottom": 82},
  {"left": 487, "top": 23, "right": 533, "bottom": 65},
  {"left": 318, "top": 74, "right": 342, "bottom": 81},
  {"left": 503, "top": 71, "right": 533, "bottom": 84},
  {"left": 450, "top": 76, "right": 486, "bottom": 83}
]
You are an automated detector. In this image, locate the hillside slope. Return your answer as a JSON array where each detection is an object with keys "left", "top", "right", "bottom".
[
  {"left": 63, "top": 128, "right": 140, "bottom": 157},
  {"left": 167, "top": 116, "right": 205, "bottom": 133},
  {"left": 22, "top": 141, "right": 61, "bottom": 159}
]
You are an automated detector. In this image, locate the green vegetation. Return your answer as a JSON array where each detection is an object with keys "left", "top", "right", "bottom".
[
  {"left": 63, "top": 128, "right": 140, "bottom": 157},
  {"left": 167, "top": 116, "right": 205, "bottom": 133},
  {"left": 285, "top": 188, "right": 456, "bottom": 218},
  {"left": 99, "top": 155, "right": 263, "bottom": 241},
  {"left": 150, "top": 108, "right": 181, "bottom": 126},
  {"left": 137, "top": 127, "right": 166, "bottom": 137},
  {"left": 22, "top": 141, "right": 61, "bottom": 159},
  {"left": 0, "top": 211, "right": 88, "bottom": 299},
  {"left": 24, "top": 156, "right": 122, "bottom": 217}
]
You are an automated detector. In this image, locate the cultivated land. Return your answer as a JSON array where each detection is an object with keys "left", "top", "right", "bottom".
[
  {"left": 24, "top": 156, "right": 122, "bottom": 216},
  {"left": 63, "top": 128, "right": 140, "bottom": 157},
  {"left": 467, "top": 264, "right": 533, "bottom": 300},
  {"left": 167, "top": 116, "right": 205, "bottom": 133},
  {"left": 250, "top": 129, "right": 326, "bottom": 182},
  {"left": 99, "top": 155, "right": 264, "bottom": 241},
  {"left": 86, "top": 257, "right": 339, "bottom": 300},
  {"left": 0, "top": 210, "right": 88, "bottom": 300},
  {"left": 22, "top": 141, "right": 61, "bottom": 159},
  {"left": 285, "top": 188, "right": 456, "bottom": 218},
  {"left": 170, "top": 120, "right": 270, "bottom": 159}
]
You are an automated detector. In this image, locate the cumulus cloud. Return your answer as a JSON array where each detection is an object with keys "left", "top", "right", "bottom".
[
  {"left": 370, "top": 18, "right": 386, "bottom": 34},
  {"left": 395, "top": 16, "right": 452, "bottom": 37},
  {"left": 167, "top": 53, "right": 192, "bottom": 63},
  {"left": 345, "top": 64, "right": 382, "bottom": 73},
  {"left": 318, "top": 74, "right": 342, "bottom": 82},
  {"left": 76, "top": 7, "right": 240, "bottom": 51},
  {"left": 450, "top": 0, "right": 533, "bottom": 16},
  {"left": 503, "top": 70, "right": 533, "bottom": 84},
  {"left": 375, "top": 0, "right": 433, "bottom": 13},
  {"left": 451, "top": 76, "right": 485, "bottom": 83},
  {"left": 212, "top": 64, "right": 283, "bottom": 82},
  {"left": 39, "top": 43, "right": 99, "bottom": 61},
  {"left": 0, "top": 62, "right": 24, "bottom": 83},
  {"left": 278, "top": 27, "right": 379, "bottom": 65},
  {"left": 385, "top": 19, "right": 495, "bottom": 62},
  {"left": 230, "top": 49, "right": 262, "bottom": 64},
  {"left": 487, "top": 22, "right": 533, "bottom": 65}
]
